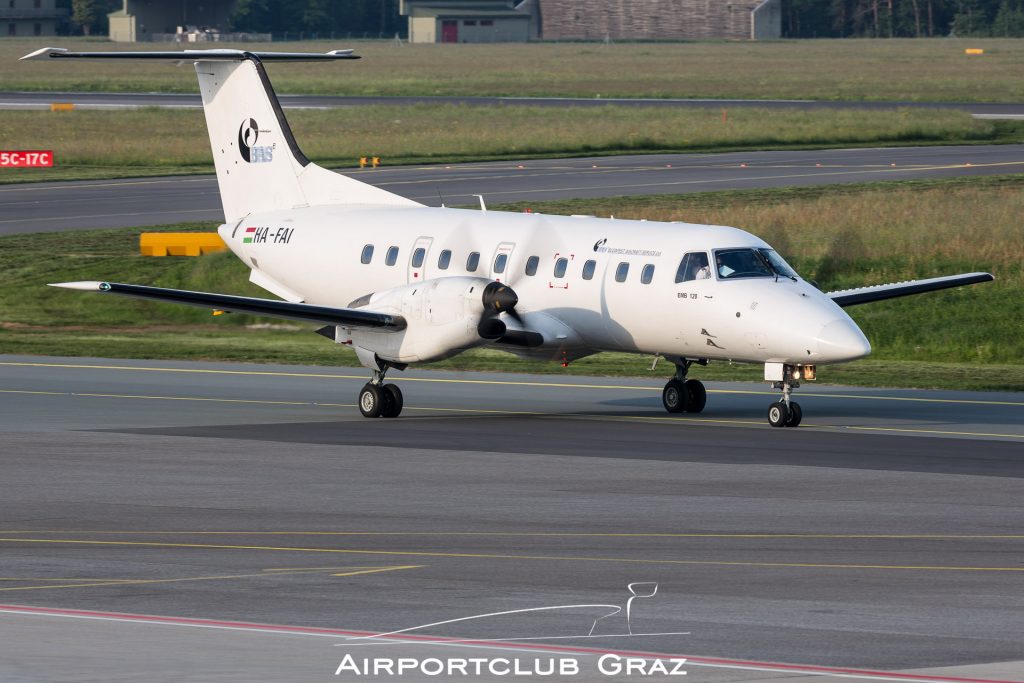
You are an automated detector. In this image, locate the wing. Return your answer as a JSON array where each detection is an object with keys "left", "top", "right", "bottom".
[
  {"left": 827, "top": 272, "right": 994, "bottom": 307},
  {"left": 20, "top": 47, "right": 358, "bottom": 62},
  {"left": 49, "top": 281, "right": 405, "bottom": 331}
]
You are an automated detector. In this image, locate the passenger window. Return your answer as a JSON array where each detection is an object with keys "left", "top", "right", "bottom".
[
  {"left": 615, "top": 262, "right": 629, "bottom": 282},
  {"left": 581, "top": 259, "right": 596, "bottom": 280},
  {"left": 493, "top": 253, "right": 507, "bottom": 274},
  {"left": 411, "top": 247, "right": 425, "bottom": 268},
  {"left": 553, "top": 258, "right": 568, "bottom": 278},
  {"left": 525, "top": 255, "right": 539, "bottom": 276},
  {"left": 437, "top": 249, "right": 452, "bottom": 270},
  {"left": 641, "top": 263, "right": 655, "bottom": 284},
  {"left": 360, "top": 244, "right": 374, "bottom": 264},
  {"left": 675, "top": 252, "right": 711, "bottom": 283},
  {"left": 385, "top": 246, "right": 399, "bottom": 266},
  {"left": 466, "top": 251, "right": 480, "bottom": 272}
]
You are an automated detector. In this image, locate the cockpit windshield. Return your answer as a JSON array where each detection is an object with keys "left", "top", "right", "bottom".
[{"left": 714, "top": 248, "right": 798, "bottom": 280}]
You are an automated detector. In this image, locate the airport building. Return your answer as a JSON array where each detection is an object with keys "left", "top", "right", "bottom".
[
  {"left": 2, "top": 0, "right": 67, "bottom": 37},
  {"left": 108, "top": 0, "right": 240, "bottom": 43},
  {"left": 401, "top": 1, "right": 535, "bottom": 43},
  {"left": 401, "top": 0, "right": 780, "bottom": 43},
  {"left": 539, "top": 0, "right": 781, "bottom": 41}
]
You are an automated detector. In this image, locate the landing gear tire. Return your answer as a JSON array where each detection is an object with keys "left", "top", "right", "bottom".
[
  {"left": 662, "top": 379, "right": 688, "bottom": 413},
  {"left": 768, "top": 401, "right": 790, "bottom": 428},
  {"left": 785, "top": 401, "right": 802, "bottom": 428},
  {"left": 381, "top": 384, "right": 404, "bottom": 418},
  {"left": 358, "top": 383, "right": 385, "bottom": 418},
  {"left": 683, "top": 379, "right": 706, "bottom": 413}
]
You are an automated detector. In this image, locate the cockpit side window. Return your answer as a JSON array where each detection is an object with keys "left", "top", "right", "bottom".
[{"left": 675, "top": 252, "right": 712, "bottom": 283}]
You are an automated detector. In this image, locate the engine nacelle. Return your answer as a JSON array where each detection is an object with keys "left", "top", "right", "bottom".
[{"left": 344, "top": 276, "right": 515, "bottom": 364}]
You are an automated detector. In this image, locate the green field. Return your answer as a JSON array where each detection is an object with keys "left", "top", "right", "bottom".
[
  {"left": 6, "top": 37, "right": 1024, "bottom": 102},
  {"left": 1, "top": 176, "right": 1020, "bottom": 391},
  {"left": 2, "top": 104, "right": 1012, "bottom": 184}
]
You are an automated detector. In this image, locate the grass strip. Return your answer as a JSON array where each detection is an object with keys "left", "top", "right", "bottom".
[
  {"left": 6, "top": 38, "right": 1024, "bottom": 103},
  {"left": 3, "top": 105, "right": 1017, "bottom": 185},
  {"left": 0, "top": 177, "right": 1020, "bottom": 391}
]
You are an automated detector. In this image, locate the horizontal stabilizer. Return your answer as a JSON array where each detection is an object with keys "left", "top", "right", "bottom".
[
  {"left": 20, "top": 47, "right": 357, "bottom": 62},
  {"left": 827, "top": 272, "right": 994, "bottom": 307},
  {"left": 49, "top": 281, "right": 405, "bottom": 330}
]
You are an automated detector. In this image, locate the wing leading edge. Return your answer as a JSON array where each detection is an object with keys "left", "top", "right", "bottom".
[
  {"left": 49, "top": 281, "right": 406, "bottom": 330},
  {"left": 827, "top": 272, "right": 994, "bottom": 307}
]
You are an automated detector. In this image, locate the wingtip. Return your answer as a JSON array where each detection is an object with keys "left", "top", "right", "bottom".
[
  {"left": 20, "top": 47, "right": 66, "bottom": 61},
  {"left": 48, "top": 281, "right": 108, "bottom": 291}
]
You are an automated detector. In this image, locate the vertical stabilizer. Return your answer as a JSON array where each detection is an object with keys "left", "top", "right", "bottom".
[{"left": 195, "top": 56, "right": 419, "bottom": 221}]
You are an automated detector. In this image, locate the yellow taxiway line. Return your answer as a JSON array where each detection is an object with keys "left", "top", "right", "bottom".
[
  {"left": 0, "top": 537, "right": 1020, "bottom": 573},
  {"left": 2, "top": 360, "right": 1021, "bottom": 407},
  {"left": 2, "top": 531, "right": 1021, "bottom": 540},
  {"left": 0, "top": 565, "right": 421, "bottom": 593}
]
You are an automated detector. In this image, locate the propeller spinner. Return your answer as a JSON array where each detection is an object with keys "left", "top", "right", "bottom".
[{"left": 478, "top": 281, "right": 521, "bottom": 338}]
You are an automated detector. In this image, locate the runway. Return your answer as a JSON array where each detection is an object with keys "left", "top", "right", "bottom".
[
  {"left": 3, "top": 145, "right": 1023, "bottom": 234},
  {"left": 0, "top": 355, "right": 1021, "bottom": 681},
  {"left": 2, "top": 91, "right": 1024, "bottom": 119}
]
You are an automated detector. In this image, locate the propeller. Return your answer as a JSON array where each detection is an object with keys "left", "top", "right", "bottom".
[
  {"left": 478, "top": 281, "right": 520, "bottom": 338},
  {"left": 492, "top": 216, "right": 551, "bottom": 327}
]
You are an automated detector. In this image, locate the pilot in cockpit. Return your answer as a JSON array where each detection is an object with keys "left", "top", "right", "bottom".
[{"left": 694, "top": 253, "right": 712, "bottom": 279}]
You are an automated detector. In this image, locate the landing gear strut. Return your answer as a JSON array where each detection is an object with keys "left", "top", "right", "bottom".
[
  {"left": 767, "top": 366, "right": 803, "bottom": 428},
  {"left": 662, "top": 358, "right": 707, "bottom": 414},
  {"left": 358, "top": 361, "right": 404, "bottom": 418}
]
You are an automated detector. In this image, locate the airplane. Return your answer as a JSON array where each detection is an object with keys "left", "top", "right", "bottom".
[{"left": 24, "top": 47, "right": 994, "bottom": 427}]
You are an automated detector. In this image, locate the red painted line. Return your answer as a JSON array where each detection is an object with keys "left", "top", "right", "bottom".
[{"left": 0, "top": 604, "right": 1018, "bottom": 683}]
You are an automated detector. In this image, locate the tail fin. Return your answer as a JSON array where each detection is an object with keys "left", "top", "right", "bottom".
[{"left": 21, "top": 47, "right": 420, "bottom": 222}]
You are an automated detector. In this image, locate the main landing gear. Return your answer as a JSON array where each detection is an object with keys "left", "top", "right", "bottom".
[
  {"left": 661, "top": 359, "right": 707, "bottom": 414},
  {"left": 358, "top": 362, "right": 404, "bottom": 418}
]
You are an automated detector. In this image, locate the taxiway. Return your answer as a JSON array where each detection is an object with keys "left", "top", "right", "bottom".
[
  {"left": 0, "top": 355, "right": 1021, "bottom": 681},
  {"left": 2, "top": 145, "right": 1023, "bottom": 234}
]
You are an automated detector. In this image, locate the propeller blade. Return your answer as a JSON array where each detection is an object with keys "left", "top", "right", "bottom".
[{"left": 481, "top": 282, "right": 518, "bottom": 314}]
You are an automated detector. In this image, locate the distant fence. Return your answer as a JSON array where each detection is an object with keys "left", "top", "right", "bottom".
[
  {"left": 150, "top": 32, "right": 272, "bottom": 43},
  {"left": 148, "top": 32, "right": 404, "bottom": 43}
]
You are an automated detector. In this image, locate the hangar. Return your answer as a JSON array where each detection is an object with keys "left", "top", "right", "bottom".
[{"left": 108, "top": 0, "right": 236, "bottom": 42}]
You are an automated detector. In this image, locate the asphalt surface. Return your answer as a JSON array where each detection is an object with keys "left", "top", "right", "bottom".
[
  {"left": 0, "top": 355, "right": 1022, "bottom": 682},
  {"left": 3, "top": 145, "right": 1024, "bottom": 234},
  {"left": 2, "top": 91, "right": 1024, "bottom": 119}
]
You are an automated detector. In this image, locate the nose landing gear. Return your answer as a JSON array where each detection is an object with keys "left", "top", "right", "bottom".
[
  {"left": 765, "top": 363, "right": 808, "bottom": 428},
  {"left": 358, "top": 361, "right": 405, "bottom": 418},
  {"left": 662, "top": 358, "right": 707, "bottom": 414}
]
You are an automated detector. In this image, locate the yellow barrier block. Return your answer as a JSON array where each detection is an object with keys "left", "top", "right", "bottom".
[
  {"left": 50, "top": 103, "right": 75, "bottom": 112},
  {"left": 965, "top": 48, "right": 985, "bottom": 55},
  {"left": 140, "top": 232, "right": 227, "bottom": 257}
]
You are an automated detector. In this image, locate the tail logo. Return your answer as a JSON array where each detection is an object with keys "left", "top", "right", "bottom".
[{"left": 237, "top": 118, "right": 273, "bottom": 164}]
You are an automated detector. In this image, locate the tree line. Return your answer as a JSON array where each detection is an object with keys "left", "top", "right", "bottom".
[{"left": 783, "top": 0, "right": 1024, "bottom": 38}]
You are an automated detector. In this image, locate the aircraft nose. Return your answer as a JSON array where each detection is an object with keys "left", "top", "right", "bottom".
[{"left": 816, "top": 319, "right": 871, "bottom": 362}]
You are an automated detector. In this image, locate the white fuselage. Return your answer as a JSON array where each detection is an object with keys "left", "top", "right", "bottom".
[{"left": 219, "top": 205, "right": 871, "bottom": 366}]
